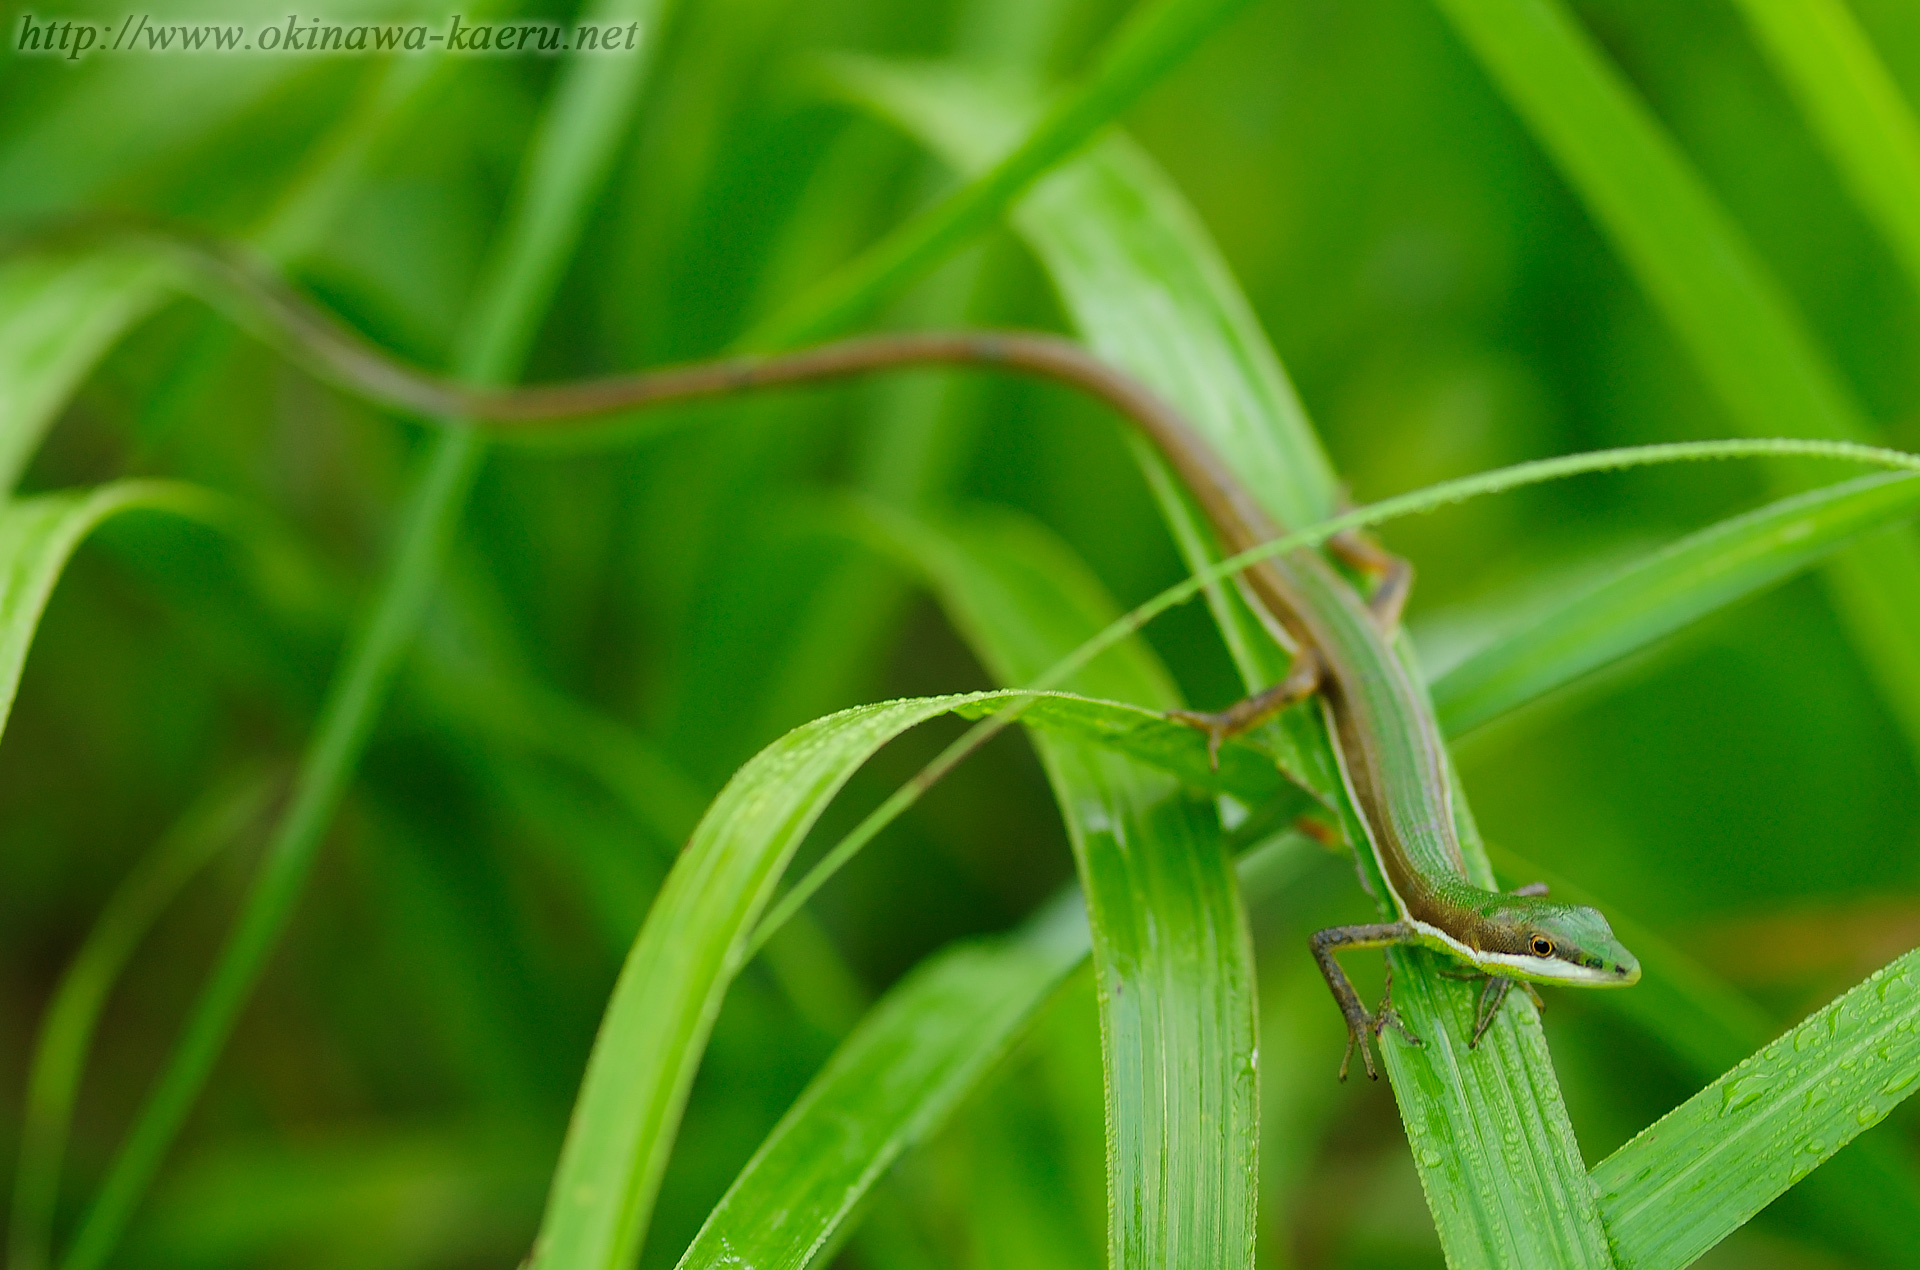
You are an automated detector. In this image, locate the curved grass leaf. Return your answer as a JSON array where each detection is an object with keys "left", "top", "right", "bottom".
[
  {"left": 1431, "top": 0, "right": 1920, "bottom": 768},
  {"left": 1730, "top": 0, "right": 1920, "bottom": 304},
  {"left": 0, "top": 481, "right": 223, "bottom": 743},
  {"left": 531, "top": 690, "right": 997, "bottom": 1270},
  {"left": 8, "top": 768, "right": 277, "bottom": 1270},
  {"left": 1434, "top": 472, "right": 1920, "bottom": 734},
  {"left": 1594, "top": 948, "right": 1920, "bottom": 1270},
  {"left": 850, "top": 67, "right": 1614, "bottom": 1268}
]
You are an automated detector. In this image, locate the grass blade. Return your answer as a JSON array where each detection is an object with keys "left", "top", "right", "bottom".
[
  {"left": 753, "top": 0, "right": 1258, "bottom": 346},
  {"left": 1432, "top": 0, "right": 1920, "bottom": 766},
  {"left": 700, "top": 495, "right": 1275, "bottom": 1268},
  {"left": 896, "top": 506, "right": 1258, "bottom": 1269},
  {"left": 1433, "top": 472, "right": 1920, "bottom": 733},
  {"left": 853, "top": 68, "right": 1614, "bottom": 1267},
  {"left": 9, "top": 769, "right": 276, "bottom": 1270},
  {"left": 1593, "top": 948, "right": 1920, "bottom": 1270},
  {"left": 1730, "top": 0, "right": 1920, "bottom": 304}
]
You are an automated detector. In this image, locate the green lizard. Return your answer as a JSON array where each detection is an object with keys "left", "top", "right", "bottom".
[{"left": 45, "top": 227, "right": 1642, "bottom": 1081}]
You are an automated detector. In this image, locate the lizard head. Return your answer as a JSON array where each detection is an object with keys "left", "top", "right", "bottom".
[{"left": 1469, "top": 897, "right": 1641, "bottom": 987}]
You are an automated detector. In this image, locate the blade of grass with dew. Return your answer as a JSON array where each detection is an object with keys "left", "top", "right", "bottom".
[
  {"left": 8, "top": 767, "right": 277, "bottom": 1270},
  {"left": 1433, "top": 471, "right": 1920, "bottom": 734},
  {"left": 849, "top": 67, "right": 1614, "bottom": 1266},
  {"left": 1593, "top": 947, "right": 1920, "bottom": 1270},
  {"left": 0, "top": 481, "right": 224, "bottom": 743},
  {"left": 883, "top": 502, "right": 1259, "bottom": 1269},
  {"left": 1432, "top": 0, "right": 1920, "bottom": 770},
  {"left": 750, "top": 0, "right": 1258, "bottom": 347},
  {"left": 1728, "top": 0, "right": 1920, "bottom": 305},
  {"left": 1482, "top": 842, "right": 1920, "bottom": 1270},
  {"left": 61, "top": 5, "right": 675, "bottom": 1264}
]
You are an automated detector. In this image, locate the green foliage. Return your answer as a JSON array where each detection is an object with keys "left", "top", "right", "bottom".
[{"left": 6, "top": 0, "right": 1920, "bottom": 1268}]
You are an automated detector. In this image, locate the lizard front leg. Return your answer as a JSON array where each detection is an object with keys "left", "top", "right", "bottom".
[
  {"left": 1167, "top": 644, "right": 1323, "bottom": 770},
  {"left": 1308, "top": 921, "right": 1425, "bottom": 1081}
]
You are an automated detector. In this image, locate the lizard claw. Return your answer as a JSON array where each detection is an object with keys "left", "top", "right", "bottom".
[
  {"left": 1336, "top": 1006, "right": 1422, "bottom": 1082},
  {"left": 1375, "top": 962, "right": 1423, "bottom": 1049}
]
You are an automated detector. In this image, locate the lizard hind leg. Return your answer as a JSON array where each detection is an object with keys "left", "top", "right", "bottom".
[
  {"left": 1327, "top": 528, "right": 1414, "bottom": 633},
  {"left": 1167, "top": 646, "right": 1322, "bottom": 771}
]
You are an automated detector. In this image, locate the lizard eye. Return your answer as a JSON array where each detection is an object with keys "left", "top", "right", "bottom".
[{"left": 1530, "top": 936, "right": 1555, "bottom": 958}]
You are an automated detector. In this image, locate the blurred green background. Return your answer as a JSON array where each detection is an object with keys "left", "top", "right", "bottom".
[{"left": 3, "top": 0, "right": 1919, "bottom": 1266}]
